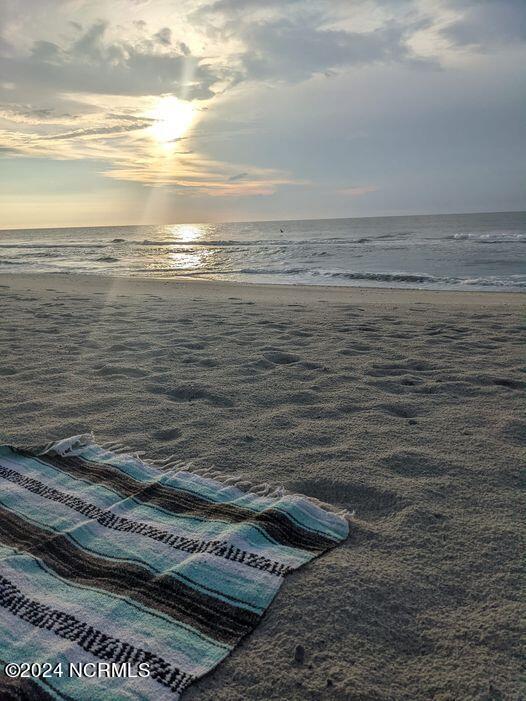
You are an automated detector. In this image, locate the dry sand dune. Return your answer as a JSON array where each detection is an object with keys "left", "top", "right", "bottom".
[{"left": 0, "top": 273, "right": 524, "bottom": 700}]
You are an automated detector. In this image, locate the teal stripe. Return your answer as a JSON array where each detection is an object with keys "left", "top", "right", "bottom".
[
  {"left": 172, "top": 558, "right": 281, "bottom": 611},
  {"left": 159, "top": 472, "right": 275, "bottom": 510},
  {"left": 65, "top": 523, "right": 269, "bottom": 613},
  {"left": 75, "top": 445, "right": 162, "bottom": 483},
  {"left": 0, "top": 485, "right": 87, "bottom": 534}
]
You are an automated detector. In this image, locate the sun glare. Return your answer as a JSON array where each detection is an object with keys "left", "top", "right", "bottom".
[
  {"left": 149, "top": 97, "right": 195, "bottom": 145},
  {"left": 169, "top": 223, "right": 206, "bottom": 242}
]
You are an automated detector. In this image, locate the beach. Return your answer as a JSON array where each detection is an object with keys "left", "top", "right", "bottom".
[{"left": 0, "top": 272, "right": 523, "bottom": 700}]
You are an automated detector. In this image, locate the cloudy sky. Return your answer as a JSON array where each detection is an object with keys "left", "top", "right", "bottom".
[{"left": 1, "top": 0, "right": 525, "bottom": 228}]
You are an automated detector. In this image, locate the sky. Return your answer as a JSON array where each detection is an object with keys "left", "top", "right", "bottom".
[{"left": 0, "top": 0, "right": 525, "bottom": 229}]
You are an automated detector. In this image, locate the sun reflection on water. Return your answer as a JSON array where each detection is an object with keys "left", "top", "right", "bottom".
[
  {"left": 145, "top": 223, "right": 215, "bottom": 276},
  {"left": 168, "top": 223, "right": 206, "bottom": 243},
  {"left": 168, "top": 247, "right": 213, "bottom": 271}
]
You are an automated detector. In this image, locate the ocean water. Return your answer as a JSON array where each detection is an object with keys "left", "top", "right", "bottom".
[{"left": 0, "top": 211, "right": 525, "bottom": 291}]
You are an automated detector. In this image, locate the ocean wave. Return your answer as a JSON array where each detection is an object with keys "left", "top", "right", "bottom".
[
  {"left": 321, "top": 271, "right": 442, "bottom": 283},
  {"left": 372, "top": 231, "right": 415, "bottom": 240},
  {"left": 128, "top": 265, "right": 526, "bottom": 288},
  {"left": 0, "top": 243, "right": 107, "bottom": 249},
  {"left": 135, "top": 233, "right": 526, "bottom": 249},
  {"left": 139, "top": 239, "right": 286, "bottom": 247},
  {"left": 130, "top": 266, "right": 312, "bottom": 276},
  {"left": 445, "top": 232, "right": 526, "bottom": 243},
  {"left": 132, "top": 267, "right": 213, "bottom": 274},
  {"left": 2, "top": 216, "right": 524, "bottom": 292},
  {"left": 326, "top": 271, "right": 526, "bottom": 288},
  {"left": 138, "top": 238, "right": 317, "bottom": 248},
  {"left": 240, "top": 267, "right": 311, "bottom": 275},
  {"left": 321, "top": 270, "right": 526, "bottom": 287},
  {"left": 460, "top": 275, "right": 526, "bottom": 288},
  {"left": 137, "top": 237, "right": 391, "bottom": 248}
]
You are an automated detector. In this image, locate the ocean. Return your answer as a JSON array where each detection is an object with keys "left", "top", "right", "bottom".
[{"left": 0, "top": 211, "right": 525, "bottom": 291}]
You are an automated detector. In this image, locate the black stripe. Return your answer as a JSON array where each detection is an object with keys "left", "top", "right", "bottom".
[
  {"left": 0, "top": 505, "right": 259, "bottom": 646},
  {"left": 15, "top": 448, "right": 337, "bottom": 553},
  {"left": 0, "top": 578, "right": 193, "bottom": 695}
]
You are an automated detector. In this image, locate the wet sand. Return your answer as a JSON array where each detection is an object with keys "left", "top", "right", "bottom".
[{"left": 0, "top": 273, "right": 523, "bottom": 700}]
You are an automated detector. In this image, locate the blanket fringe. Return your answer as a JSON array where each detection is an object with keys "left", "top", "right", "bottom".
[{"left": 44, "top": 434, "right": 354, "bottom": 523}]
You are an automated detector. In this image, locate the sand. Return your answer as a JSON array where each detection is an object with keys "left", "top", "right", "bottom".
[{"left": 0, "top": 272, "right": 524, "bottom": 700}]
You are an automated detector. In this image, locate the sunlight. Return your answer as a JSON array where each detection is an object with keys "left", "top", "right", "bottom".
[
  {"left": 149, "top": 97, "right": 195, "bottom": 145},
  {"left": 169, "top": 223, "right": 206, "bottom": 243},
  {"left": 167, "top": 247, "right": 213, "bottom": 271}
]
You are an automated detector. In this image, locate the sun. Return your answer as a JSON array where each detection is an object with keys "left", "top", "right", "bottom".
[{"left": 149, "top": 97, "right": 195, "bottom": 144}]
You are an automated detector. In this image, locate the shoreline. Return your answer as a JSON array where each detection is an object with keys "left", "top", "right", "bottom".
[{"left": 1, "top": 272, "right": 524, "bottom": 308}]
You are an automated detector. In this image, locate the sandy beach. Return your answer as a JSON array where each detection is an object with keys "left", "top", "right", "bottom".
[{"left": 0, "top": 272, "right": 523, "bottom": 700}]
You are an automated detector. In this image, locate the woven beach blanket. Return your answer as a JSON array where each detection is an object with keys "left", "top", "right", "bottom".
[{"left": 0, "top": 436, "right": 349, "bottom": 700}]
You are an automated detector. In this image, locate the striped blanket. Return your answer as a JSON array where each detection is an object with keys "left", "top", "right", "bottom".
[{"left": 0, "top": 436, "right": 349, "bottom": 700}]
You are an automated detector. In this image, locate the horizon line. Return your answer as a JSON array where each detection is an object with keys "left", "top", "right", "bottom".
[{"left": 1, "top": 208, "right": 525, "bottom": 233}]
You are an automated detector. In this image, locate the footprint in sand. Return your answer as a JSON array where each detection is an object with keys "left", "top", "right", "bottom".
[
  {"left": 290, "top": 478, "right": 404, "bottom": 520},
  {"left": 148, "top": 383, "right": 234, "bottom": 408},
  {"left": 375, "top": 403, "right": 422, "bottom": 418},
  {"left": 381, "top": 450, "right": 448, "bottom": 477},
  {"left": 263, "top": 351, "right": 300, "bottom": 365},
  {"left": 152, "top": 427, "right": 182, "bottom": 441},
  {"left": 500, "top": 420, "right": 526, "bottom": 446},
  {"left": 0, "top": 367, "right": 17, "bottom": 376},
  {"left": 95, "top": 365, "right": 148, "bottom": 378}
]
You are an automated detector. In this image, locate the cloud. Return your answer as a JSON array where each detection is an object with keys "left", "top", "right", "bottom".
[
  {"left": 153, "top": 27, "right": 172, "bottom": 46},
  {"left": 0, "top": 145, "right": 22, "bottom": 156},
  {"left": 99, "top": 145, "right": 303, "bottom": 196},
  {"left": 0, "top": 104, "right": 83, "bottom": 125},
  {"left": 441, "top": 0, "right": 526, "bottom": 49},
  {"left": 190, "top": 1, "right": 432, "bottom": 84},
  {"left": 0, "top": 111, "right": 301, "bottom": 197},
  {"left": 228, "top": 171, "right": 248, "bottom": 181},
  {"left": 1, "top": 20, "right": 221, "bottom": 100},
  {"left": 338, "top": 185, "right": 378, "bottom": 197},
  {"left": 238, "top": 17, "right": 427, "bottom": 82},
  {"left": 193, "top": 0, "right": 306, "bottom": 19},
  {"left": 38, "top": 121, "right": 152, "bottom": 140}
]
